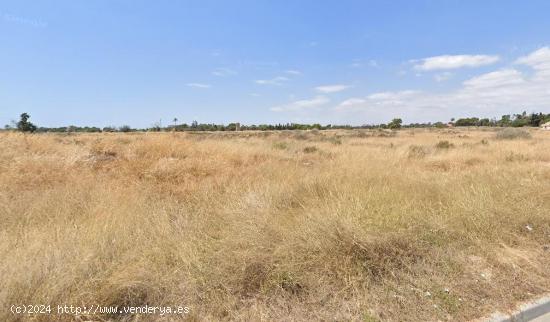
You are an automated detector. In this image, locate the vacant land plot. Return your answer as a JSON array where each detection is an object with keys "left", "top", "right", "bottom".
[{"left": 1, "top": 128, "right": 549, "bottom": 321}]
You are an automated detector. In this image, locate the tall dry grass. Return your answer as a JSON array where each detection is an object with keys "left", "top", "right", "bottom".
[{"left": 1, "top": 128, "right": 550, "bottom": 321}]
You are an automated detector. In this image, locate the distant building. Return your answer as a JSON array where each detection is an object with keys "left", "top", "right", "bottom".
[{"left": 541, "top": 121, "right": 550, "bottom": 131}]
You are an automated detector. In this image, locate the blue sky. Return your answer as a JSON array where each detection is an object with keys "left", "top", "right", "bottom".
[{"left": 1, "top": 0, "right": 550, "bottom": 127}]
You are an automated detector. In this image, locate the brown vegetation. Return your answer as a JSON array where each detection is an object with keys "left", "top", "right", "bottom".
[{"left": 1, "top": 128, "right": 549, "bottom": 321}]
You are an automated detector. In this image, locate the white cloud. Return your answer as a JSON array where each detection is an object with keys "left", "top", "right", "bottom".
[
  {"left": 315, "top": 84, "right": 351, "bottom": 93},
  {"left": 515, "top": 47, "right": 550, "bottom": 69},
  {"left": 336, "top": 91, "right": 421, "bottom": 111},
  {"left": 339, "top": 98, "right": 367, "bottom": 107},
  {"left": 413, "top": 54, "right": 500, "bottom": 71},
  {"left": 186, "top": 83, "right": 211, "bottom": 89},
  {"left": 335, "top": 47, "right": 550, "bottom": 123},
  {"left": 285, "top": 70, "right": 302, "bottom": 75},
  {"left": 462, "top": 69, "right": 525, "bottom": 88},
  {"left": 255, "top": 76, "right": 289, "bottom": 86},
  {"left": 211, "top": 68, "right": 237, "bottom": 77},
  {"left": 515, "top": 47, "right": 550, "bottom": 78},
  {"left": 271, "top": 96, "right": 330, "bottom": 112},
  {"left": 367, "top": 90, "right": 419, "bottom": 100}
]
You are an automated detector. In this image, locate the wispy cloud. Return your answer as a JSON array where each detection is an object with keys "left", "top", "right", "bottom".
[
  {"left": 186, "top": 83, "right": 211, "bottom": 89},
  {"left": 255, "top": 76, "right": 289, "bottom": 86},
  {"left": 211, "top": 68, "right": 237, "bottom": 77},
  {"left": 413, "top": 54, "right": 500, "bottom": 71},
  {"left": 339, "top": 98, "right": 367, "bottom": 107},
  {"left": 271, "top": 96, "right": 330, "bottom": 112},
  {"left": 285, "top": 70, "right": 302, "bottom": 75},
  {"left": 315, "top": 84, "right": 350, "bottom": 93},
  {"left": 515, "top": 46, "right": 550, "bottom": 77},
  {"left": 462, "top": 69, "right": 524, "bottom": 88}
]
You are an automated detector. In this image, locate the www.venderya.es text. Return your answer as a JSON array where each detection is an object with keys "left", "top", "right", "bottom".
[{"left": 10, "top": 304, "right": 190, "bottom": 316}]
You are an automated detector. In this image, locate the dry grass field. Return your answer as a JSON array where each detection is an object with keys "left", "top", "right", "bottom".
[{"left": 1, "top": 128, "right": 550, "bottom": 321}]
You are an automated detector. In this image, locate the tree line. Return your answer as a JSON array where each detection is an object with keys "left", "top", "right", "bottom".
[
  {"left": 4, "top": 112, "right": 550, "bottom": 133},
  {"left": 451, "top": 112, "right": 549, "bottom": 127}
]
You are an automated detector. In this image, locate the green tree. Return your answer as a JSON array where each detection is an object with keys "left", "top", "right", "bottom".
[
  {"left": 118, "top": 125, "right": 132, "bottom": 132},
  {"left": 498, "top": 115, "right": 511, "bottom": 127},
  {"left": 388, "top": 118, "right": 402, "bottom": 129},
  {"left": 454, "top": 117, "right": 479, "bottom": 126},
  {"left": 17, "top": 113, "right": 37, "bottom": 132},
  {"left": 528, "top": 113, "right": 544, "bottom": 127}
]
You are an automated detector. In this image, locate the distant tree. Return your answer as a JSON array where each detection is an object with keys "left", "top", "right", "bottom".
[
  {"left": 388, "top": 118, "right": 402, "bottom": 129},
  {"left": 478, "top": 118, "right": 491, "bottom": 126},
  {"left": 17, "top": 113, "right": 37, "bottom": 132},
  {"left": 511, "top": 113, "right": 529, "bottom": 127},
  {"left": 173, "top": 117, "right": 178, "bottom": 128},
  {"left": 119, "top": 125, "right": 132, "bottom": 132},
  {"left": 226, "top": 123, "right": 238, "bottom": 131},
  {"left": 498, "top": 115, "right": 511, "bottom": 127},
  {"left": 528, "top": 113, "right": 544, "bottom": 127},
  {"left": 455, "top": 117, "right": 479, "bottom": 126}
]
